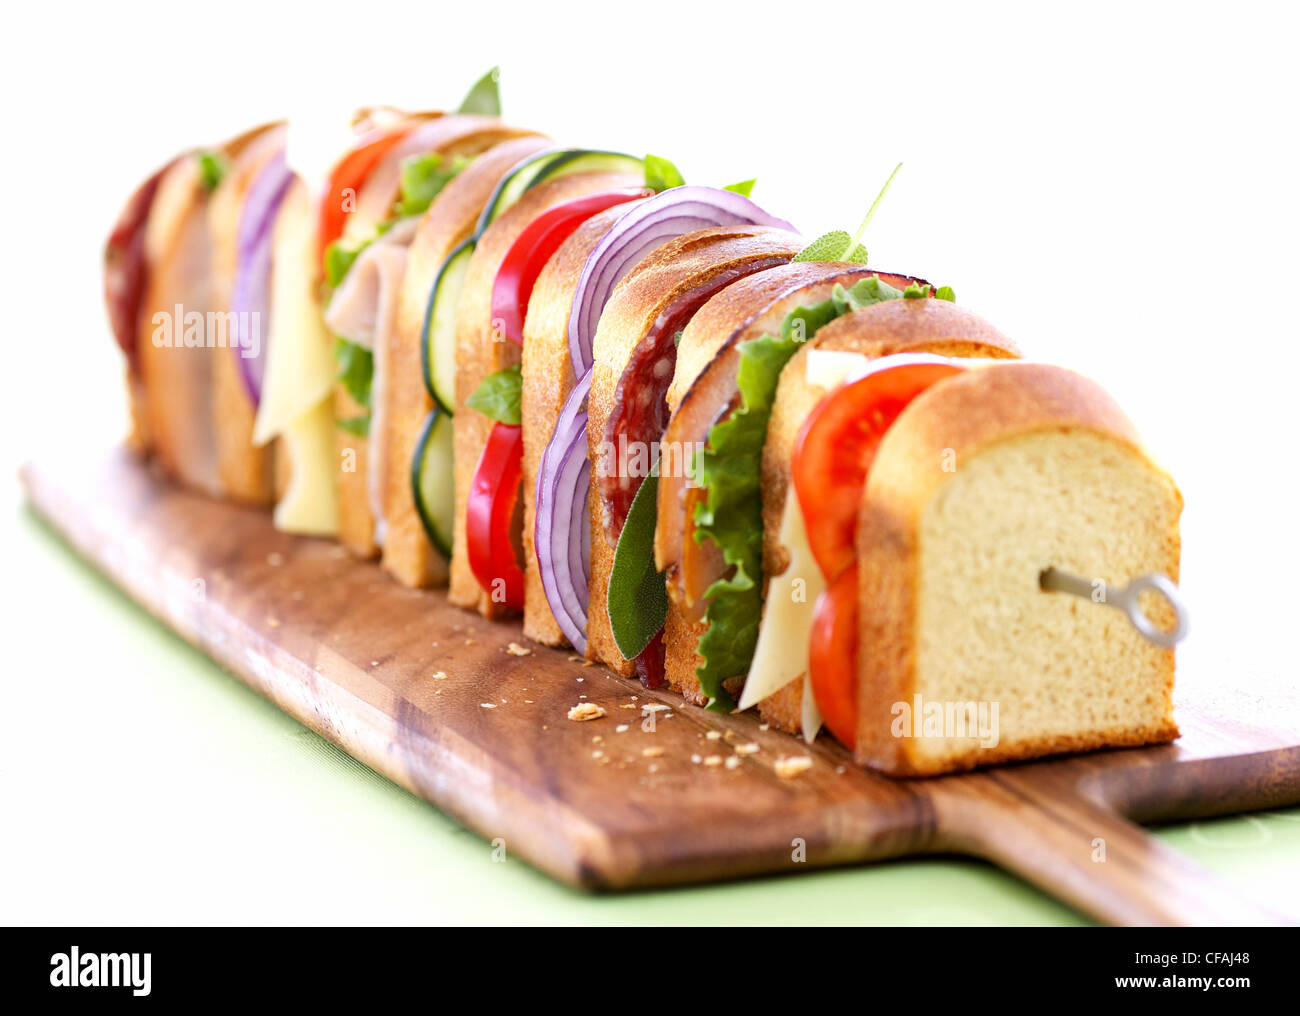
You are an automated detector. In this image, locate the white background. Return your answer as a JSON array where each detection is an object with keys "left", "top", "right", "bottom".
[{"left": 3, "top": 0, "right": 1298, "bottom": 923}]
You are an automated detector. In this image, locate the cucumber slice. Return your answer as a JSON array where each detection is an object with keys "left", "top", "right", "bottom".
[
  {"left": 476, "top": 149, "right": 567, "bottom": 234},
  {"left": 412, "top": 407, "right": 455, "bottom": 558},
  {"left": 422, "top": 237, "right": 475, "bottom": 413},
  {"left": 476, "top": 149, "right": 644, "bottom": 233}
]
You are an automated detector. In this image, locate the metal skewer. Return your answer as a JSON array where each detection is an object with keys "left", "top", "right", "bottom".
[{"left": 1039, "top": 567, "right": 1190, "bottom": 648}]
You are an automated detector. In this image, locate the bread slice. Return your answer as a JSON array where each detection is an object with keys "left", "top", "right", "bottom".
[
  {"left": 757, "top": 298, "right": 1021, "bottom": 732},
  {"left": 450, "top": 170, "right": 645, "bottom": 617},
  {"left": 382, "top": 134, "right": 548, "bottom": 589},
  {"left": 585, "top": 226, "right": 801, "bottom": 675},
  {"left": 208, "top": 123, "right": 286, "bottom": 505},
  {"left": 333, "top": 118, "right": 539, "bottom": 560},
  {"left": 137, "top": 126, "right": 266, "bottom": 496},
  {"left": 854, "top": 362, "right": 1182, "bottom": 775},
  {"left": 520, "top": 204, "right": 633, "bottom": 645}
]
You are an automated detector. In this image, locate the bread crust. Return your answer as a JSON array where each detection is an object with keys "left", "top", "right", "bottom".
[
  {"left": 853, "top": 362, "right": 1182, "bottom": 774},
  {"left": 520, "top": 204, "right": 634, "bottom": 645},
  {"left": 585, "top": 226, "right": 801, "bottom": 675},
  {"left": 450, "top": 170, "right": 644, "bottom": 617},
  {"left": 380, "top": 133, "right": 548, "bottom": 586},
  {"left": 336, "top": 120, "right": 541, "bottom": 560},
  {"left": 756, "top": 299, "right": 1020, "bottom": 732}
]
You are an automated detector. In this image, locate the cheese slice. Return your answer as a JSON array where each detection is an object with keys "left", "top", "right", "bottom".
[
  {"left": 253, "top": 180, "right": 336, "bottom": 446},
  {"left": 804, "top": 349, "right": 870, "bottom": 390},
  {"left": 251, "top": 178, "right": 339, "bottom": 535},
  {"left": 273, "top": 400, "right": 339, "bottom": 536},
  {"left": 800, "top": 662, "right": 824, "bottom": 745},
  {"left": 739, "top": 489, "right": 826, "bottom": 713}
]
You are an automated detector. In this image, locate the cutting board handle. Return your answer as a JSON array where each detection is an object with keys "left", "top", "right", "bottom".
[{"left": 931, "top": 770, "right": 1293, "bottom": 926}]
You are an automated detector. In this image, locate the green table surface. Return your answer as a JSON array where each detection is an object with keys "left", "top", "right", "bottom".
[{"left": 7, "top": 500, "right": 1300, "bottom": 926}]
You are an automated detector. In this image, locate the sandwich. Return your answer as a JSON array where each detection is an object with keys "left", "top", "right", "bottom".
[
  {"left": 523, "top": 182, "right": 797, "bottom": 653},
  {"left": 106, "top": 99, "right": 1187, "bottom": 779}
]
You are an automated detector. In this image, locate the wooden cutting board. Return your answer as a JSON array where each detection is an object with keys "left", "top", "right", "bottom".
[{"left": 21, "top": 448, "right": 1300, "bottom": 926}]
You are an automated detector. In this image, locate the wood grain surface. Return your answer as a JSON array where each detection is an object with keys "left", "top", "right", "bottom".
[{"left": 21, "top": 448, "right": 1300, "bottom": 925}]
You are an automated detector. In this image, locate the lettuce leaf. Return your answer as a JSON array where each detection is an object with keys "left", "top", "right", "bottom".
[
  {"left": 396, "top": 152, "right": 470, "bottom": 218},
  {"left": 335, "top": 338, "right": 373, "bottom": 434},
  {"left": 689, "top": 274, "right": 913, "bottom": 709}
]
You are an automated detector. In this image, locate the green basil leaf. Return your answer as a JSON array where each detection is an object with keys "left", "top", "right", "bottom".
[
  {"left": 608, "top": 460, "right": 669, "bottom": 660},
  {"left": 466, "top": 364, "right": 522, "bottom": 425},
  {"left": 196, "top": 151, "right": 226, "bottom": 192},
  {"left": 644, "top": 153, "right": 686, "bottom": 192},
  {"left": 792, "top": 230, "right": 867, "bottom": 264},
  {"left": 458, "top": 67, "right": 501, "bottom": 116}
]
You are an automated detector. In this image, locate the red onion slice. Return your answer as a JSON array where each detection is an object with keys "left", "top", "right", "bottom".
[
  {"left": 567, "top": 187, "right": 795, "bottom": 376},
  {"left": 231, "top": 153, "right": 294, "bottom": 404},
  {"left": 535, "top": 369, "right": 593, "bottom": 651}
]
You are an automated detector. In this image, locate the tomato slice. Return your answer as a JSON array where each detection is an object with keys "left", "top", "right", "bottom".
[
  {"left": 793, "top": 356, "right": 967, "bottom": 583},
  {"left": 809, "top": 565, "right": 860, "bottom": 749},
  {"left": 316, "top": 125, "right": 415, "bottom": 269},
  {"left": 467, "top": 422, "right": 526, "bottom": 610},
  {"left": 490, "top": 188, "right": 651, "bottom": 346}
]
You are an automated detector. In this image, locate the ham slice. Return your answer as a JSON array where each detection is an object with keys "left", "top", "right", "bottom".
[{"left": 322, "top": 216, "right": 418, "bottom": 546}]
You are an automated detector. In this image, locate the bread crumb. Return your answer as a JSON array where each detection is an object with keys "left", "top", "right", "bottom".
[
  {"left": 266, "top": 617, "right": 281, "bottom": 628},
  {"left": 690, "top": 754, "right": 703, "bottom": 764},
  {"left": 642, "top": 746, "right": 665, "bottom": 758},
  {"left": 480, "top": 703, "right": 497, "bottom": 710},
  {"left": 506, "top": 642, "right": 531, "bottom": 657},
  {"left": 568, "top": 655, "right": 583, "bottom": 663},
  {"left": 643, "top": 703, "right": 671, "bottom": 713},
  {"left": 591, "top": 735, "right": 603, "bottom": 744},
  {"left": 648, "top": 763, "right": 661, "bottom": 773},
  {"left": 568, "top": 703, "right": 606, "bottom": 722},
  {"left": 615, "top": 724, "right": 629, "bottom": 733},
  {"left": 432, "top": 671, "right": 449, "bottom": 681},
  {"left": 705, "top": 731, "right": 722, "bottom": 741},
  {"left": 759, "top": 723, "right": 770, "bottom": 731},
  {"left": 703, "top": 755, "right": 723, "bottom": 767},
  {"left": 774, "top": 755, "right": 814, "bottom": 779},
  {"left": 592, "top": 749, "right": 604, "bottom": 759},
  {"left": 725, "top": 756, "right": 741, "bottom": 770},
  {"left": 734, "top": 742, "right": 760, "bottom": 756}
]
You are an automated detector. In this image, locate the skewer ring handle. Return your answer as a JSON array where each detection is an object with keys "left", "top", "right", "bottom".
[{"left": 1114, "top": 572, "right": 1190, "bottom": 648}]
